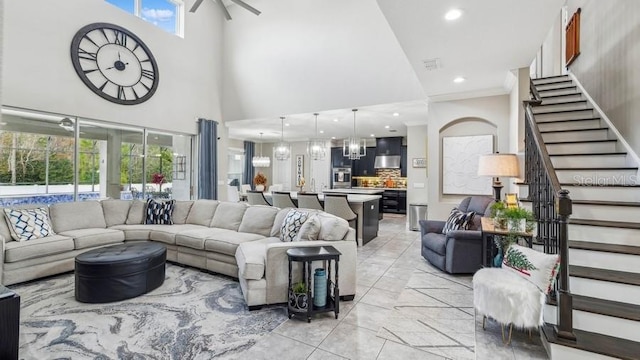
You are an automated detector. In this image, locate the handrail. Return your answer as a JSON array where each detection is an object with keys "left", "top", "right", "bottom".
[
  {"left": 529, "top": 81, "right": 543, "bottom": 105},
  {"left": 523, "top": 105, "right": 563, "bottom": 192}
]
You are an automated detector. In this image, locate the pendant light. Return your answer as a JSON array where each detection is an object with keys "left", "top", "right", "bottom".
[
  {"left": 251, "top": 132, "right": 270, "bottom": 168},
  {"left": 343, "top": 109, "right": 366, "bottom": 160},
  {"left": 307, "top": 113, "right": 327, "bottom": 160},
  {"left": 274, "top": 116, "right": 291, "bottom": 161}
]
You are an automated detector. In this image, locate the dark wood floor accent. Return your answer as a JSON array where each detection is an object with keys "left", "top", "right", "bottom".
[
  {"left": 570, "top": 265, "right": 640, "bottom": 286},
  {"left": 541, "top": 324, "right": 640, "bottom": 360},
  {"left": 570, "top": 218, "right": 640, "bottom": 229},
  {"left": 540, "top": 127, "right": 608, "bottom": 134},
  {"left": 569, "top": 240, "right": 640, "bottom": 256}
]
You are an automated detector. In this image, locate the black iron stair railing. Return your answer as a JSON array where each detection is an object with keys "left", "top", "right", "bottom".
[{"left": 524, "top": 79, "right": 576, "bottom": 342}]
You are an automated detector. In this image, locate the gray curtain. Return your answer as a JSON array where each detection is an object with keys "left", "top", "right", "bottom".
[
  {"left": 243, "top": 141, "right": 255, "bottom": 186},
  {"left": 198, "top": 119, "right": 218, "bottom": 199}
]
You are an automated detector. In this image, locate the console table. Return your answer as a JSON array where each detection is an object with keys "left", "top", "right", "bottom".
[
  {"left": 0, "top": 285, "right": 20, "bottom": 359},
  {"left": 286, "top": 246, "right": 341, "bottom": 323},
  {"left": 481, "top": 217, "right": 533, "bottom": 267}
]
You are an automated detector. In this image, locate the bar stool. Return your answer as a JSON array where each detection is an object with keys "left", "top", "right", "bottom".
[
  {"left": 323, "top": 193, "right": 357, "bottom": 240},
  {"left": 297, "top": 193, "right": 324, "bottom": 211},
  {"left": 272, "top": 191, "right": 297, "bottom": 208},
  {"left": 246, "top": 190, "right": 270, "bottom": 206}
]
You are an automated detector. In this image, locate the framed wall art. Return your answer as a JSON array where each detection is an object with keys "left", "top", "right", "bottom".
[{"left": 442, "top": 135, "right": 493, "bottom": 195}]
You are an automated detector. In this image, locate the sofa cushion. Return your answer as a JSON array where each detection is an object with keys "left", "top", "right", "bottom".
[
  {"left": 3, "top": 207, "right": 55, "bottom": 241},
  {"left": 236, "top": 242, "right": 266, "bottom": 280},
  {"left": 4, "top": 234, "right": 74, "bottom": 263},
  {"left": 238, "top": 205, "right": 278, "bottom": 237},
  {"left": 101, "top": 200, "right": 132, "bottom": 227},
  {"left": 109, "top": 224, "right": 152, "bottom": 240},
  {"left": 210, "top": 202, "right": 248, "bottom": 231},
  {"left": 59, "top": 228, "right": 125, "bottom": 250},
  {"left": 126, "top": 200, "right": 146, "bottom": 224},
  {"left": 185, "top": 200, "right": 219, "bottom": 226},
  {"left": 295, "top": 214, "right": 322, "bottom": 241},
  {"left": 145, "top": 199, "right": 175, "bottom": 225},
  {"left": 176, "top": 228, "right": 227, "bottom": 250},
  {"left": 172, "top": 201, "right": 194, "bottom": 225},
  {"left": 422, "top": 233, "right": 446, "bottom": 255},
  {"left": 50, "top": 201, "right": 107, "bottom": 232},
  {"left": 149, "top": 224, "right": 205, "bottom": 245},
  {"left": 204, "top": 230, "right": 264, "bottom": 256},
  {"left": 316, "top": 212, "right": 350, "bottom": 241},
  {"left": 270, "top": 208, "right": 292, "bottom": 237}
]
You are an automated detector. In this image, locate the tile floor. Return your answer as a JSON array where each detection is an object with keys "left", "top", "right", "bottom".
[{"left": 235, "top": 215, "right": 548, "bottom": 360}]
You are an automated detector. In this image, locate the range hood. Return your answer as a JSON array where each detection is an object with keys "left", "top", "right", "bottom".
[{"left": 374, "top": 137, "right": 402, "bottom": 169}]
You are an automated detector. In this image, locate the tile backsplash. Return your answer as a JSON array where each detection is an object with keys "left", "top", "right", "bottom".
[{"left": 376, "top": 169, "right": 401, "bottom": 178}]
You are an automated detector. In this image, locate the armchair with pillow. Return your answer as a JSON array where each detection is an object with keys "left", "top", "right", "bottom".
[{"left": 419, "top": 196, "right": 494, "bottom": 274}]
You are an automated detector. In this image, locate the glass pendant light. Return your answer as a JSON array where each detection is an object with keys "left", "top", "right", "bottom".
[
  {"left": 274, "top": 116, "right": 291, "bottom": 161},
  {"left": 343, "top": 109, "right": 366, "bottom": 160},
  {"left": 251, "top": 132, "right": 271, "bottom": 167},
  {"left": 307, "top": 113, "right": 327, "bottom": 160}
]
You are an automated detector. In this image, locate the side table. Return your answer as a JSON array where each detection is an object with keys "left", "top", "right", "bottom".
[
  {"left": 0, "top": 285, "right": 20, "bottom": 360},
  {"left": 286, "top": 246, "right": 341, "bottom": 323},
  {"left": 481, "top": 217, "right": 534, "bottom": 267}
]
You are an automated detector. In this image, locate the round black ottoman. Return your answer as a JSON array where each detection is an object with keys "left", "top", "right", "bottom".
[{"left": 75, "top": 242, "right": 166, "bottom": 303}]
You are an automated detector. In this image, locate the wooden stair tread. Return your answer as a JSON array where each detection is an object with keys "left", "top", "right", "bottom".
[
  {"left": 554, "top": 166, "right": 637, "bottom": 170},
  {"left": 570, "top": 265, "right": 640, "bottom": 286},
  {"left": 540, "top": 127, "right": 607, "bottom": 134},
  {"left": 536, "top": 99, "right": 587, "bottom": 106},
  {"left": 569, "top": 240, "right": 640, "bottom": 256},
  {"left": 538, "top": 85, "right": 577, "bottom": 92},
  {"left": 533, "top": 75, "right": 570, "bottom": 81},
  {"left": 560, "top": 183, "right": 640, "bottom": 188},
  {"left": 544, "top": 139, "right": 616, "bottom": 144},
  {"left": 536, "top": 117, "right": 600, "bottom": 124},
  {"left": 540, "top": 93, "right": 581, "bottom": 99},
  {"left": 534, "top": 108, "right": 593, "bottom": 115},
  {"left": 570, "top": 218, "right": 640, "bottom": 229},
  {"left": 571, "top": 199, "right": 640, "bottom": 207},
  {"left": 542, "top": 323, "right": 640, "bottom": 360},
  {"left": 550, "top": 152, "right": 626, "bottom": 157},
  {"left": 547, "top": 294, "right": 640, "bottom": 322},
  {"left": 535, "top": 80, "right": 574, "bottom": 87}
]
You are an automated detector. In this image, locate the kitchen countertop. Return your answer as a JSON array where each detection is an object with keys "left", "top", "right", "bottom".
[
  {"left": 351, "top": 187, "right": 407, "bottom": 192},
  {"left": 264, "top": 191, "right": 381, "bottom": 203}
]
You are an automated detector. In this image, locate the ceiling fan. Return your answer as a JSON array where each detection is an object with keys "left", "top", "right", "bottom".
[{"left": 189, "top": 0, "right": 261, "bottom": 21}]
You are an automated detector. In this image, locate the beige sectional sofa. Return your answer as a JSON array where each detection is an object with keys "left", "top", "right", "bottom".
[{"left": 0, "top": 200, "right": 356, "bottom": 308}]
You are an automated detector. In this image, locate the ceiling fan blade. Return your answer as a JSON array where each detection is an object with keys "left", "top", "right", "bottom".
[
  {"left": 189, "top": 0, "right": 205, "bottom": 13},
  {"left": 229, "top": 0, "right": 261, "bottom": 16},
  {"left": 215, "top": 0, "right": 232, "bottom": 20}
]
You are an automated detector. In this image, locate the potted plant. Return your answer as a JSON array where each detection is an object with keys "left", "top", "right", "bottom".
[
  {"left": 503, "top": 207, "right": 535, "bottom": 233},
  {"left": 489, "top": 201, "right": 508, "bottom": 229},
  {"left": 289, "top": 281, "right": 308, "bottom": 311},
  {"left": 253, "top": 172, "right": 267, "bottom": 191}
]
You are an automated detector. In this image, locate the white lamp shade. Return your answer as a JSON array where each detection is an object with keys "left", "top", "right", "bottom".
[
  {"left": 252, "top": 156, "right": 271, "bottom": 168},
  {"left": 477, "top": 153, "right": 519, "bottom": 178}
]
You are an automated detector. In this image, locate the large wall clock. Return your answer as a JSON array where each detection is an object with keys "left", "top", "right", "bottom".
[{"left": 70, "top": 23, "right": 159, "bottom": 105}]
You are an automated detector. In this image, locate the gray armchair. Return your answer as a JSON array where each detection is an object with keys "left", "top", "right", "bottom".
[{"left": 419, "top": 196, "right": 494, "bottom": 274}]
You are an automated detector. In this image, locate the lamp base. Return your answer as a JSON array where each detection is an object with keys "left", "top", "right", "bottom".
[{"left": 492, "top": 178, "right": 503, "bottom": 201}]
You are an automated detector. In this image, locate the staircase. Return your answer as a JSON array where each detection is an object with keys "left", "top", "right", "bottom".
[{"left": 524, "top": 75, "right": 640, "bottom": 359}]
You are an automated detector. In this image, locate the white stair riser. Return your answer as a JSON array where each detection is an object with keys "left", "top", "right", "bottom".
[
  {"left": 539, "top": 88, "right": 579, "bottom": 97},
  {"left": 532, "top": 76, "right": 570, "bottom": 85},
  {"left": 546, "top": 343, "right": 619, "bottom": 360},
  {"left": 572, "top": 203, "right": 640, "bottom": 222},
  {"left": 518, "top": 184, "right": 529, "bottom": 199},
  {"left": 569, "top": 224, "right": 640, "bottom": 246},
  {"left": 536, "top": 109, "right": 596, "bottom": 122},
  {"left": 542, "top": 129, "right": 609, "bottom": 143},
  {"left": 570, "top": 277, "right": 640, "bottom": 306},
  {"left": 536, "top": 82, "right": 575, "bottom": 91},
  {"left": 551, "top": 154, "right": 627, "bottom": 168},
  {"left": 556, "top": 169, "right": 638, "bottom": 185},
  {"left": 544, "top": 305, "right": 640, "bottom": 342},
  {"left": 564, "top": 185, "right": 640, "bottom": 202},
  {"left": 546, "top": 141, "right": 617, "bottom": 155},
  {"left": 570, "top": 248, "right": 640, "bottom": 273},
  {"left": 538, "top": 119, "right": 602, "bottom": 132},
  {"left": 533, "top": 102, "right": 590, "bottom": 113},
  {"left": 541, "top": 94, "right": 584, "bottom": 104}
]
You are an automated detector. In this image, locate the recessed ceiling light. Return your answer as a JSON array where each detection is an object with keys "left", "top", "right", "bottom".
[
  {"left": 445, "top": 9, "right": 462, "bottom": 21},
  {"left": 320, "top": 130, "right": 324, "bottom": 134},
  {"left": 285, "top": 123, "right": 290, "bottom": 126},
  {"left": 333, "top": 118, "right": 339, "bottom": 122},
  {"left": 392, "top": 112, "right": 400, "bottom": 117},
  {"left": 384, "top": 125, "right": 390, "bottom": 129},
  {"left": 331, "top": 136, "right": 336, "bottom": 139},
  {"left": 453, "top": 76, "right": 466, "bottom": 83},
  {"left": 370, "top": 134, "right": 375, "bottom": 137}
]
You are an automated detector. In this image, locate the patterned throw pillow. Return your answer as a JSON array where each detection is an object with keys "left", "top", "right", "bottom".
[
  {"left": 502, "top": 244, "right": 560, "bottom": 294},
  {"left": 145, "top": 199, "right": 176, "bottom": 225},
  {"left": 442, "top": 208, "right": 475, "bottom": 234},
  {"left": 280, "top": 209, "right": 309, "bottom": 242},
  {"left": 4, "top": 207, "right": 55, "bottom": 241}
]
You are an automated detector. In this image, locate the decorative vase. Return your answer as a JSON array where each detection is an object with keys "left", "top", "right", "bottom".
[
  {"left": 493, "top": 247, "right": 503, "bottom": 267},
  {"left": 313, "top": 268, "right": 327, "bottom": 308}
]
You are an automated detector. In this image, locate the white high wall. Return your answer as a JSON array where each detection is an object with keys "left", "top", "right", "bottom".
[{"left": 406, "top": 123, "right": 429, "bottom": 212}]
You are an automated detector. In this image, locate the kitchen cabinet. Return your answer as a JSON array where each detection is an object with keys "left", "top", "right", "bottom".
[
  {"left": 401, "top": 146, "right": 407, "bottom": 177},
  {"left": 331, "top": 147, "right": 352, "bottom": 168},
  {"left": 375, "top": 137, "right": 402, "bottom": 156},
  {"left": 352, "top": 147, "right": 376, "bottom": 176},
  {"left": 382, "top": 190, "right": 407, "bottom": 214}
]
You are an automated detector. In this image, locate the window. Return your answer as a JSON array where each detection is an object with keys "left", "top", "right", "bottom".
[{"left": 106, "top": 0, "right": 184, "bottom": 36}]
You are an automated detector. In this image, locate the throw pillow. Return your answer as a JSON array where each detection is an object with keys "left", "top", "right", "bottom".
[
  {"left": 295, "top": 214, "right": 322, "bottom": 241},
  {"left": 442, "top": 208, "right": 475, "bottom": 234},
  {"left": 502, "top": 244, "right": 560, "bottom": 294},
  {"left": 145, "top": 199, "right": 176, "bottom": 225},
  {"left": 280, "top": 209, "right": 309, "bottom": 242},
  {"left": 3, "top": 207, "right": 55, "bottom": 241}
]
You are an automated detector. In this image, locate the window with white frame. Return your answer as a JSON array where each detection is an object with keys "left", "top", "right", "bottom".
[{"left": 106, "top": 0, "right": 184, "bottom": 36}]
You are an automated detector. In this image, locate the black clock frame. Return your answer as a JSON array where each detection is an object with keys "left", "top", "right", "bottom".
[{"left": 70, "top": 22, "right": 159, "bottom": 105}]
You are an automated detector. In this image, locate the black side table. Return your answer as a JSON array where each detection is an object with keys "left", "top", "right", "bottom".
[
  {"left": 0, "top": 285, "right": 20, "bottom": 360},
  {"left": 286, "top": 246, "right": 341, "bottom": 323}
]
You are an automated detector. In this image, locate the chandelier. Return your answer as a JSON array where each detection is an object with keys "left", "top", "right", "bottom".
[
  {"left": 343, "top": 109, "right": 366, "bottom": 160},
  {"left": 274, "top": 116, "right": 291, "bottom": 161},
  {"left": 307, "top": 113, "right": 327, "bottom": 160},
  {"left": 251, "top": 132, "right": 270, "bottom": 168}
]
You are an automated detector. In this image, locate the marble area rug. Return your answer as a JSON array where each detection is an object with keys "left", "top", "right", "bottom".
[{"left": 11, "top": 264, "right": 287, "bottom": 359}]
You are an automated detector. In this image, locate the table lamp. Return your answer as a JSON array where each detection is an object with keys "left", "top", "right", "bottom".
[{"left": 477, "top": 153, "right": 520, "bottom": 201}]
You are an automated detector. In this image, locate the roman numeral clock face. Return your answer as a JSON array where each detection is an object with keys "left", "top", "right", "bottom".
[{"left": 70, "top": 23, "right": 159, "bottom": 105}]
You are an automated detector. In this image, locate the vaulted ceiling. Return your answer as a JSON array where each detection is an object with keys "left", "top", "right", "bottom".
[{"left": 219, "top": 0, "right": 564, "bottom": 141}]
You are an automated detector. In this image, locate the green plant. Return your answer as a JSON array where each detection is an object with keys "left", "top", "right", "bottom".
[
  {"left": 489, "top": 201, "right": 507, "bottom": 218},
  {"left": 292, "top": 281, "right": 307, "bottom": 294},
  {"left": 503, "top": 207, "right": 534, "bottom": 221}
]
